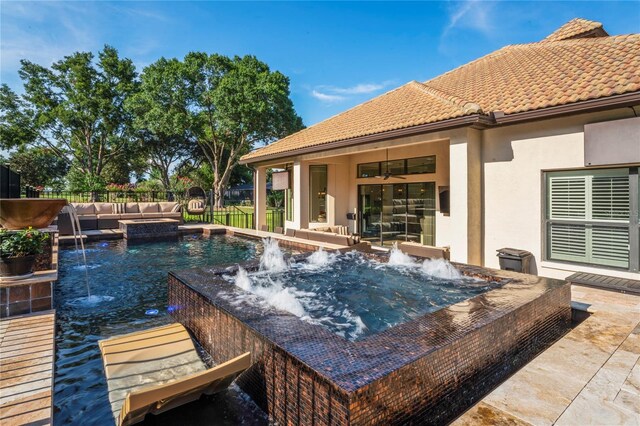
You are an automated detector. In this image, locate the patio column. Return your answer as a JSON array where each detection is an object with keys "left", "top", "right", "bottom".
[
  {"left": 254, "top": 166, "right": 268, "bottom": 230},
  {"left": 449, "top": 129, "right": 482, "bottom": 265},
  {"left": 291, "top": 161, "right": 308, "bottom": 229}
]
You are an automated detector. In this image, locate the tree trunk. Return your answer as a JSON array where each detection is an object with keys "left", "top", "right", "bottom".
[{"left": 213, "top": 184, "right": 225, "bottom": 209}]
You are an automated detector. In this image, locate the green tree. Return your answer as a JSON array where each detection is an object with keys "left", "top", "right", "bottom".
[
  {"left": 0, "top": 45, "right": 138, "bottom": 189},
  {"left": 127, "top": 58, "right": 194, "bottom": 190},
  {"left": 183, "top": 53, "right": 303, "bottom": 207},
  {"left": 2, "top": 147, "right": 69, "bottom": 190}
]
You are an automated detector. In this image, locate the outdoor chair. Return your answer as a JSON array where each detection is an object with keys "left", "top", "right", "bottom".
[{"left": 99, "top": 323, "right": 251, "bottom": 426}]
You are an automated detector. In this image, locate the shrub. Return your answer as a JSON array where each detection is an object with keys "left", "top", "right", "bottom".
[{"left": 0, "top": 227, "right": 48, "bottom": 258}]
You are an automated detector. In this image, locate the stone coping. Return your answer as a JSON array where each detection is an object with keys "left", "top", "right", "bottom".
[
  {"left": 118, "top": 218, "right": 179, "bottom": 225},
  {"left": 170, "top": 254, "right": 570, "bottom": 394},
  {"left": 0, "top": 270, "right": 58, "bottom": 288}
]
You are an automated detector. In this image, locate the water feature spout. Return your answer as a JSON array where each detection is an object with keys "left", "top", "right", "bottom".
[
  {"left": 259, "top": 238, "right": 288, "bottom": 273},
  {"left": 63, "top": 204, "right": 92, "bottom": 298},
  {"left": 388, "top": 243, "right": 416, "bottom": 266},
  {"left": 306, "top": 247, "right": 338, "bottom": 268}
]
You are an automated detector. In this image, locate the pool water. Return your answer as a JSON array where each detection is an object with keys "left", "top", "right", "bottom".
[
  {"left": 54, "top": 235, "right": 271, "bottom": 426},
  {"left": 227, "top": 246, "right": 502, "bottom": 341}
]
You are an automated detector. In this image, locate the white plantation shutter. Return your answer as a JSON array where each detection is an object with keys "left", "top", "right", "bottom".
[
  {"left": 592, "top": 175, "right": 629, "bottom": 220},
  {"left": 548, "top": 223, "right": 587, "bottom": 263},
  {"left": 549, "top": 176, "right": 586, "bottom": 219},
  {"left": 546, "top": 169, "right": 631, "bottom": 269},
  {"left": 591, "top": 226, "right": 629, "bottom": 268}
]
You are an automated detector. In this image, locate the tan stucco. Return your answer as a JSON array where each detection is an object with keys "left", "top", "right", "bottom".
[
  {"left": 254, "top": 107, "right": 640, "bottom": 280},
  {"left": 482, "top": 108, "right": 639, "bottom": 279}
]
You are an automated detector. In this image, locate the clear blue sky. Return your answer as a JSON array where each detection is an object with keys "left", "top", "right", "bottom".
[{"left": 2, "top": 1, "right": 639, "bottom": 126}]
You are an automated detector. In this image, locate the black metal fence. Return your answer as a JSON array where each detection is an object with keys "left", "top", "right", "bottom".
[
  {"left": 0, "top": 165, "right": 21, "bottom": 198},
  {"left": 26, "top": 189, "right": 285, "bottom": 232}
]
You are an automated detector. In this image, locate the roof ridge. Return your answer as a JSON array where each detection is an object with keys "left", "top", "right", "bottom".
[{"left": 408, "top": 81, "right": 482, "bottom": 114}]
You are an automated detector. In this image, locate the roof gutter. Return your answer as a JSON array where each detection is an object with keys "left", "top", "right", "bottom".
[
  {"left": 491, "top": 91, "right": 640, "bottom": 124},
  {"left": 240, "top": 91, "right": 640, "bottom": 165},
  {"left": 240, "top": 114, "right": 493, "bottom": 165}
]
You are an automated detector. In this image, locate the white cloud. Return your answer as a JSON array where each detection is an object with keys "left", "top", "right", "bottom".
[
  {"left": 441, "top": 0, "right": 495, "bottom": 39},
  {"left": 311, "top": 90, "right": 346, "bottom": 102},
  {"left": 310, "top": 81, "right": 395, "bottom": 103}
]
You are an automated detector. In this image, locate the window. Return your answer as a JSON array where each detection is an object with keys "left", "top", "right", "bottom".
[
  {"left": 285, "top": 168, "right": 293, "bottom": 222},
  {"left": 407, "top": 156, "right": 436, "bottom": 174},
  {"left": 357, "top": 162, "right": 380, "bottom": 178},
  {"left": 357, "top": 156, "right": 436, "bottom": 178},
  {"left": 382, "top": 160, "right": 405, "bottom": 176},
  {"left": 309, "top": 165, "right": 327, "bottom": 223},
  {"left": 545, "top": 168, "right": 638, "bottom": 271}
]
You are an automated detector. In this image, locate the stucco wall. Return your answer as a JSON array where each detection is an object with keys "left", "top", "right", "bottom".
[{"left": 482, "top": 108, "right": 639, "bottom": 279}]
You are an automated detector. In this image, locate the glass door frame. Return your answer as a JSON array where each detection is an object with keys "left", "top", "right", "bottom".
[{"left": 357, "top": 182, "right": 436, "bottom": 247}]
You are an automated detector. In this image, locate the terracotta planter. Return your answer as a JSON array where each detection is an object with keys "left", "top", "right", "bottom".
[{"left": 0, "top": 255, "right": 36, "bottom": 277}]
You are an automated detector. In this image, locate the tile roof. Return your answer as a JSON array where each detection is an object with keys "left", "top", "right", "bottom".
[
  {"left": 544, "top": 18, "right": 608, "bottom": 42},
  {"left": 242, "top": 82, "right": 471, "bottom": 161},
  {"left": 242, "top": 20, "right": 640, "bottom": 162},
  {"left": 425, "top": 34, "right": 640, "bottom": 116}
]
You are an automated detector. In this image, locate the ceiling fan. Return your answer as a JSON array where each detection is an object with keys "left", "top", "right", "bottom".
[{"left": 375, "top": 148, "right": 406, "bottom": 180}]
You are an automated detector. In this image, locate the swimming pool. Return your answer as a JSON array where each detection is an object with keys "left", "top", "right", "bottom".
[{"left": 54, "top": 234, "right": 274, "bottom": 425}]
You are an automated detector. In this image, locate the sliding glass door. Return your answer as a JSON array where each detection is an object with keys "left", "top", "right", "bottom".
[{"left": 358, "top": 182, "right": 436, "bottom": 247}]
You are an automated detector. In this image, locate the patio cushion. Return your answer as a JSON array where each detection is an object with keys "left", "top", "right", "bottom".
[
  {"left": 139, "top": 203, "right": 159, "bottom": 213},
  {"left": 113, "top": 203, "right": 126, "bottom": 214},
  {"left": 97, "top": 214, "right": 121, "bottom": 220},
  {"left": 72, "top": 203, "right": 96, "bottom": 215},
  {"left": 125, "top": 203, "right": 140, "bottom": 213},
  {"left": 141, "top": 213, "right": 164, "bottom": 219},
  {"left": 158, "top": 202, "right": 178, "bottom": 213},
  {"left": 95, "top": 203, "right": 113, "bottom": 214},
  {"left": 120, "top": 213, "right": 143, "bottom": 220},
  {"left": 78, "top": 214, "right": 98, "bottom": 220}
]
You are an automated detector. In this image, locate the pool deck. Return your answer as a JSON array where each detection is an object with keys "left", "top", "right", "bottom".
[
  {"left": 58, "top": 223, "right": 355, "bottom": 251},
  {"left": 454, "top": 284, "right": 640, "bottom": 426},
  {"left": 0, "top": 310, "right": 55, "bottom": 426}
]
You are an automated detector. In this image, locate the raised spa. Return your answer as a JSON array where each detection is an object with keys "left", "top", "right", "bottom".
[
  {"left": 223, "top": 243, "right": 503, "bottom": 341},
  {"left": 169, "top": 239, "right": 571, "bottom": 425}
]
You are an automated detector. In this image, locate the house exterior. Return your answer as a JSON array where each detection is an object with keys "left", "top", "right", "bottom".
[{"left": 240, "top": 18, "right": 640, "bottom": 280}]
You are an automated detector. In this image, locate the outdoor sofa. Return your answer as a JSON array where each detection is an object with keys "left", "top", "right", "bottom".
[
  {"left": 285, "top": 226, "right": 360, "bottom": 246},
  {"left": 57, "top": 202, "right": 183, "bottom": 234}
]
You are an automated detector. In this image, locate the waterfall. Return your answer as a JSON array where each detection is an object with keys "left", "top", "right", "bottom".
[{"left": 65, "top": 204, "right": 92, "bottom": 298}]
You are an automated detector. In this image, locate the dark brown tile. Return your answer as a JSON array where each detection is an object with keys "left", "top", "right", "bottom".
[
  {"left": 9, "top": 301, "right": 31, "bottom": 316},
  {"left": 31, "top": 282, "right": 52, "bottom": 299},
  {"left": 31, "top": 297, "right": 51, "bottom": 312},
  {"left": 0, "top": 287, "right": 7, "bottom": 304},
  {"left": 168, "top": 251, "right": 571, "bottom": 426},
  {"left": 0, "top": 304, "right": 7, "bottom": 318},
  {"left": 8, "top": 285, "right": 30, "bottom": 303}
]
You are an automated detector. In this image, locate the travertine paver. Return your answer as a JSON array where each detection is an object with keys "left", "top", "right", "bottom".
[
  {"left": 0, "top": 311, "right": 55, "bottom": 426},
  {"left": 454, "top": 285, "right": 640, "bottom": 426}
]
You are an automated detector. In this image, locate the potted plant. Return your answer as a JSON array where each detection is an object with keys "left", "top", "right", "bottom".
[{"left": 0, "top": 227, "right": 48, "bottom": 277}]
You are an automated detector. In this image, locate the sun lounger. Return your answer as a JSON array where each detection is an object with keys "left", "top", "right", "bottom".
[{"left": 98, "top": 323, "right": 250, "bottom": 426}]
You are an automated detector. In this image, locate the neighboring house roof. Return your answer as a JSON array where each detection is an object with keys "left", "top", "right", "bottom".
[{"left": 242, "top": 19, "right": 640, "bottom": 163}]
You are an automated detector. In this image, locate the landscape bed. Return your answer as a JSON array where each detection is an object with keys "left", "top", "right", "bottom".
[{"left": 168, "top": 249, "right": 572, "bottom": 425}]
